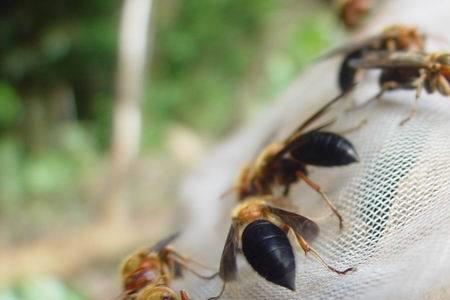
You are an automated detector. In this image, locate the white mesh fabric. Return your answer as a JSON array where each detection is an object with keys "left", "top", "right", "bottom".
[
  {"left": 174, "top": 1, "right": 450, "bottom": 298},
  {"left": 178, "top": 94, "right": 450, "bottom": 300}
]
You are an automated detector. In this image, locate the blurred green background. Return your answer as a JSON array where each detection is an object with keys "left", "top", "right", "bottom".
[{"left": 0, "top": 0, "right": 350, "bottom": 299}]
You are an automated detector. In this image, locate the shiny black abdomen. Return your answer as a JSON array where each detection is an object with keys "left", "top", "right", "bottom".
[
  {"left": 339, "top": 49, "right": 363, "bottom": 92},
  {"left": 290, "top": 131, "right": 359, "bottom": 166},
  {"left": 242, "top": 220, "right": 296, "bottom": 291}
]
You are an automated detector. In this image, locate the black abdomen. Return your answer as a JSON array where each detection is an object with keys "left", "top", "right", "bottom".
[
  {"left": 339, "top": 49, "right": 363, "bottom": 92},
  {"left": 242, "top": 220, "right": 295, "bottom": 291},
  {"left": 379, "top": 68, "right": 421, "bottom": 89},
  {"left": 290, "top": 131, "right": 359, "bottom": 166}
]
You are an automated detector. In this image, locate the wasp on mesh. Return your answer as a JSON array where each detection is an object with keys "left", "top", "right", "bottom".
[
  {"left": 349, "top": 51, "right": 450, "bottom": 125},
  {"left": 322, "top": 24, "right": 425, "bottom": 93},
  {"left": 208, "top": 196, "right": 355, "bottom": 300},
  {"left": 120, "top": 232, "right": 216, "bottom": 300},
  {"left": 231, "top": 90, "right": 359, "bottom": 229}
]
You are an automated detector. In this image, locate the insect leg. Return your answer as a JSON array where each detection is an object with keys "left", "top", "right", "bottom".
[
  {"left": 219, "top": 186, "right": 240, "bottom": 200},
  {"left": 399, "top": 71, "right": 426, "bottom": 126},
  {"left": 208, "top": 282, "right": 226, "bottom": 300},
  {"left": 336, "top": 118, "right": 368, "bottom": 135},
  {"left": 155, "top": 268, "right": 171, "bottom": 286},
  {"left": 347, "top": 80, "right": 400, "bottom": 113},
  {"left": 291, "top": 229, "right": 355, "bottom": 275},
  {"left": 166, "top": 248, "right": 215, "bottom": 271},
  {"left": 373, "top": 80, "right": 403, "bottom": 101},
  {"left": 180, "top": 290, "right": 191, "bottom": 300},
  {"left": 282, "top": 184, "right": 291, "bottom": 196},
  {"left": 166, "top": 249, "right": 218, "bottom": 280},
  {"left": 437, "top": 74, "right": 450, "bottom": 95},
  {"left": 296, "top": 172, "right": 343, "bottom": 229}
]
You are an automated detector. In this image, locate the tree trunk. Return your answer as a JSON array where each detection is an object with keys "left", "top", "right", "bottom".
[{"left": 106, "top": 0, "right": 153, "bottom": 223}]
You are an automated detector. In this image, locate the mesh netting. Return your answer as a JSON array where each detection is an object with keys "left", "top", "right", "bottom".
[
  {"left": 177, "top": 88, "right": 450, "bottom": 299},
  {"left": 174, "top": 2, "right": 450, "bottom": 296}
]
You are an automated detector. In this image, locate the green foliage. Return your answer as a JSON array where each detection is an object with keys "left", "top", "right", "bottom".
[
  {"left": 0, "top": 0, "right": 119, "bottom": 137},
  {"left": 0, "top": 0, "right": 339, "bottom": 150},
  {"left": 0, "top": 1, "right": 117, "bottom": 229},
  {"left": 0, "top": 0, "right": 343, "bottom": 238},
  {"left": 143, "top": 0, "right": 276, "bottom": 146},
  {"left": 143, "top": 1, "right": 343, "bottom": 146},
  {"left": 267, "top": 13, "right": 341, "bottom": 97},
  {"left": 24, "top": 151, "right": 76, "bottom": 196},
  {"left": 0, "top": 276, "right": 86, "bottom": 300},
  {"left": 0, "top": 124, "right": 100, "bottom": 234},
  {"left": 0, "top": 83, "right": 22, "bottom": 128},
  {"left": 0, "top": 137, "right": 23, "bottom": 210}
]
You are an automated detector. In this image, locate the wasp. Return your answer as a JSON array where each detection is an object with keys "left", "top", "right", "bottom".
[
  {"left": 120, "top": 232, "right": 216, "bottom": 300},
  {"left": 323, "top": 24, "right": 425, "bottom": 93},
  {"left": 336, "top": 0, "right": 373, "bottom": 29},
  {"left": 233, "top": 91, "right": 359, "bottom": 229},
  {"left": 208, "top": 196, "right": 355, "bottom": 299},
  {"left": 349, "top": 51, "right": 450, "bottom": 125},
  {"left": 130, "top": 284, "right": 191, "bottom": 300}
]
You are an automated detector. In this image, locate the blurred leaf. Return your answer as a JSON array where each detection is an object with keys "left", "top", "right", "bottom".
[
  {"left": 267, "top": 55, "right": 297, "bottom": 94},
  {"left": 289, "top": 15, "right": 337, "bottom": 65},
  {"left": 0, "top": 276, "right": 86, "bottom": 300},
  {"left": 268, "top": 13, "right": 338, "bottom": 96},
  {"left": 18, "top": 276, "right": 85, "bottom": 300},
  {"left": 92, "top": 94, "right": 113, "bottom": 149},
  {"left": 41, "top": 28, "right": 72, "bottom": 64},
  {"left": 0, "top": 137, "right": 23, "bottom": 208},
  {"left": 146, "top": 0, "right": 276, "bottom": 145},
  {"left": 0, "top": 289, "right": 19, "bottom": 300},
  {"left": 0, "top": 82, "right": 21, "bottom": 127},
  {"left": 23, "top": 151, "right": 75, "bottom": 196},
  {"left": 55, "top": 123, "right": 98, "bottom": 166}
]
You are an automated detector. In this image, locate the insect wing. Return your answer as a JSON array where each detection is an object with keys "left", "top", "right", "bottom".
[
  {"left": 317, "top": 33, "right": 385, "bottom": 60},
  {"left": 269, "top": 206, "right": 319, "bottom": 242},
  {"left": 349, "top": 51, "right": 428, "bottom": 69},
  {"left": 219, "top": 223, "right": 239, "bottom": 281},
  {"left": 150, "top": 232, "right": 181, "bottom": 253},
  {"left": 172, "top": 259, "right": 184, "bottom": 278},
  {"left": 273, "top": 89, "right": 352, "bottom": 162}
]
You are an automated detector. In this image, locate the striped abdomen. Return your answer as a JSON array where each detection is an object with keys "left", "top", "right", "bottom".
[
  {"left": 242, "top": 220, "right": 296, "bottom": 291},
  {"left": 290, "top": 131, "right": 359, "bottom": 166}
]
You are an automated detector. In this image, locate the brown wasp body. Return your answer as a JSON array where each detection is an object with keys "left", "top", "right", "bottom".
[
  {"left": 120, "top": 233, "right": 215, "bottom": 300},
  {"left": 336, "top": 0, "right": 372, "bottom": 29},
  {"left": 233, "top": 91, "right": 359, "bottom": 228},
  {"left": 130, "top": 286, "right": 190, "bottom": 300},
  {"left": 350, "top": 51, "right": 450, "bottom": 124},
  {"left": 324, "top": 24, "right": 425, "bottom": 92},
  {"left": 208, "top": 196, "right": 355, "bottom": 299}
]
